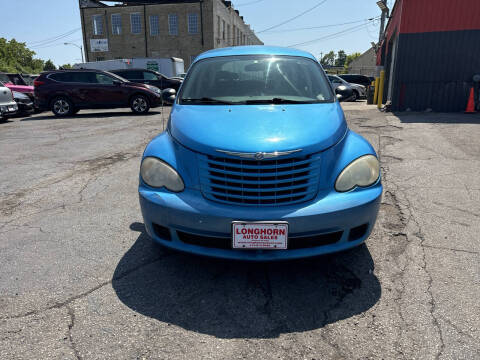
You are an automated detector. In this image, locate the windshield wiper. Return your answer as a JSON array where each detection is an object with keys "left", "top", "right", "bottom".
[
  {"left": 244, "top": 98, "right": 313, "bottom": 104},
  {"left": 181, "top": 97, "right": 238, "bottom": 105}
]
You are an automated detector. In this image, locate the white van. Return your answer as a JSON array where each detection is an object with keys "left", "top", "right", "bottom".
[{"left": 73, "top": 57, "right": 185, "bottom": 78}]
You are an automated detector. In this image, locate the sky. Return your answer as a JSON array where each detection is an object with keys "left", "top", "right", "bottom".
[{"left": 0, "top": 0, "right": 394, "bottom": 66}]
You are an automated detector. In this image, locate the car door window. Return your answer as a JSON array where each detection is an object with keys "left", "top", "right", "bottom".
[
  {"left": 71, "top": 72, "right": 96, "bottom": 83},
  {"left": 50, "top": 73, "right": 73, "bottom": 82},
  {"left": 125, "top": 71, "right": 143, "bottom": 80},
  {"left": 328, "top": 76, "right": 342, "bottom": 84},
  {"left": 95, "top": 73, "right": 116, "bottom": 84},
  {"left": 143, "top": 71, "right": 159, "bottom": 80}
]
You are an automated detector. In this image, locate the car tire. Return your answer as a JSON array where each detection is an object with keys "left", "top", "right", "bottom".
[
  {"left": 351, "top": 90, "right": 359, "bottom": 102},
  {"left": 51, "top": 96, "right": 74, "bottom": 117},
  {"left": 130, "top": 94, "right": 150, "bottom": 114}
]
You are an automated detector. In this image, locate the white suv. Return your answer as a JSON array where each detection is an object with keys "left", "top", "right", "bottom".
[{"left": 0, "top": 81, "right": 18, "bottom": 120}]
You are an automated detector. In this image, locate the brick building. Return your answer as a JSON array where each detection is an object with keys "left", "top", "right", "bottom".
[{"left": 79, "top": 0, "right": 263, "bottom": 67}]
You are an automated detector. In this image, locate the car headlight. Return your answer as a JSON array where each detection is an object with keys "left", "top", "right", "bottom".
[
  {"left": 146, "top": 85, "right": 161, "bottom": 94},
  {"left": 335, "top": 155, "right": 380, "bottom": 192},
  {"left": 140, "top": 157, "right": 184, "bottom": 192}
]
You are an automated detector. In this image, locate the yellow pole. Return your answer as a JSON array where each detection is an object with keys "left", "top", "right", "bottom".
[
  {"left": 373, "top": 77, "right": 380, "bottom": 105},
  {"left": 377, "top": 70, "right": 385, "bottom": 109}
]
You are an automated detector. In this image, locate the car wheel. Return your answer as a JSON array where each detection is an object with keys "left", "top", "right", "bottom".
[
  {"left": 51, "top": 97, "right": 74, "bottom": 117},
  {"left": 130, "top": 95, "right": 150, "bottom": 114},
  {"left": 351, "top": 90, "right": 359, "bottom": 102}
]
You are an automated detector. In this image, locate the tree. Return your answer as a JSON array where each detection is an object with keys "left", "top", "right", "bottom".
[
  {"left": 0, "top": 38, "right": 44, "bottom": 73},
  {"left": 335, "top": 50, "right": 347, "bottom": 67},
  {"left": 345, "top": 52, "right": 362, "bottom": 68},
  {"left": 59, "top": 64, "right": 72, "bottom": 69},
  {"left": 320, "top": 51, "right": 336, "bottom": 67},
  {"left": 43, "top": 59, "right": 56, "bottom": 71}
]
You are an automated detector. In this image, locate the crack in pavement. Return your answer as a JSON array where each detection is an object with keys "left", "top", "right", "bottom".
[
  {"left": 66, "top": 305, "right": 82, "bottom": 360},
  {"left": 365, "top": 114, "right": 448, "bottom": 358},
  {"left": 421, "top": 244, "right": 479, "bottom": 255},
  {"left": 0, "top": 254, "right": 173, "bottom": 321}
]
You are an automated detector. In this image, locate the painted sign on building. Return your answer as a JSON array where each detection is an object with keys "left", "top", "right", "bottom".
[{"left": 90, "top": 39, "right": 109, "bottom": 52}]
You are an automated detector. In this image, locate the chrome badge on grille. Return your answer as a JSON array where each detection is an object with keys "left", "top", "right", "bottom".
[{"left": 216, "top": 149, "right": 302, "bottom": 159}]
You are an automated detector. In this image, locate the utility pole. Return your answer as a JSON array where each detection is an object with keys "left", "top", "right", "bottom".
[{"left": 377, "top": 0, "right": 389, "bottom": 43}]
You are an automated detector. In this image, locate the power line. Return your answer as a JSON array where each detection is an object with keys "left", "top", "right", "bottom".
[
  {"left": 260, "top": 17, "right": 379, "bottom": 34},
  {"left": 29, "top": 28, "right": 81, "bottom": 48},
  {"left": 287, "top": 20, "right": 375, "bottom": 47},
  {"left": 33, "top": 38, "right": 83, "bottom": 50},
  {"left": 257, "top": 0, "right": 329, "bottom": 33},
  {"left": 235, "top": 0, "right": 267, "bottom": 6}
]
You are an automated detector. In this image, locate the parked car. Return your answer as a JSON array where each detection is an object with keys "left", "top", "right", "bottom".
[
  {"left": 138, "top": 46, "right": 382, "bottom": 261},
  {"left": 110, "top": 69, "right": 182, "bottom": 91},
  {"left": 171, "top": 72, "right": 187, "bottom": 81},
  {"left": 12, "top": 91, "right": 34, "bottom": 116},
  {"left": 0, "top": 73, "right": 35, "bottom": 99},
  {"left": 328, "top": 75, "right": 365, "bottom": 101},
  {"left": 338, "top": 74, "right": 373, "bottom": 89},
  {"left": 34, "top": 70, "right": 163, "bottom": 116},
  {"left": 22, "top": 74, "right": 39, "bottom": 86},
  {"left": 0, "top": 81, "right": 18, "bottom": 120}
]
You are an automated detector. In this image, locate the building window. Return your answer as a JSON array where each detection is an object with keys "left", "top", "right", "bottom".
[
  {"left": 93, "top": 15, "right": 103, "bottom": 35},
  {"left": 217, "top": 16, "right": 220, "bottom": 39},
  {"left": 233, "top": 25, "right": 236, "bottom": 45},
  {"left": 168, "top": 14, "right": 178, "bottom": 35},
  {"left": 111, "top": 14, "right": 121, "bottom": 35},
  {"left": 130, "top": 13, "right": 142, "bottom": 34},
  {"left": 227, "top": 24, "right": 230, "bottom": 45},
  {"left": 222, "top": 20, "right": 225, "bottom": 40},
  {"left": 96, "top": 57, "right": 105, "bottom": 61},
  {"left": 150, "top": 15, "right": 159, "bottom": 36},
  {"left": 188, "top": 13, "right": 199, "bottom": 34}
]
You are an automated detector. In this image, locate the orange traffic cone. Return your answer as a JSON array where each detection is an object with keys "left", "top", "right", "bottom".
[{"left": 465, "top": 87, "right": 476, "bottom": 113}]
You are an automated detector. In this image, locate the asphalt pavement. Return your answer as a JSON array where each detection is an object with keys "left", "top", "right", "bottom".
[{"left": 0, "top": 103, "right": 479, "bottom": 359}]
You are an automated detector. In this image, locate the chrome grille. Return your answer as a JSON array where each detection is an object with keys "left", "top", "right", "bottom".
[{"left": 199, "top": 153, "right": 320, "bottom": 206}]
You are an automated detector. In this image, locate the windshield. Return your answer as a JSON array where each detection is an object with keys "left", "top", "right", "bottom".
[{"left": 179, "top": 55, "right": 334, "bottom": 105}]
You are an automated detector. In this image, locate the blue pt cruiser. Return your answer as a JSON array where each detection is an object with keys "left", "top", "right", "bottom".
[{"left": 139, "top": 46, "right": 382, "bottom": 261}]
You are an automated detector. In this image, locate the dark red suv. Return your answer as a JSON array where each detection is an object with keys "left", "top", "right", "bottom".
[{"left": 34, "top": 70, "right": 162, "bottom": 116}]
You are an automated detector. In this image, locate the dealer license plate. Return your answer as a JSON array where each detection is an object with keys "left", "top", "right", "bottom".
[
  {"left": 232, "top": 222, "right": 288, "bottom": 250},
  {"left": 8, "top": 106, "right": 16, "bottom": 111}
]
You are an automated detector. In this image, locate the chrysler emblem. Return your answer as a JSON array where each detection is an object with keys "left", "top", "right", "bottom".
[
  {"left": 254, "top": 152, "right": 265, "bottom": 160},
  {"left": 216, "top": 149, "right": 303, "bottom": 159}
]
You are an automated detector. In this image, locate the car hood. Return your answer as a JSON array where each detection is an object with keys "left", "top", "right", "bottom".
[
  {"left": 169, "top": 102, "right": 347, "bottom": 156},
  {"left": 350, "top": 83, "right": 365, "bottom": 90},
  {"left": 4, "top": 84, "right": 33, "bottom": 93}
]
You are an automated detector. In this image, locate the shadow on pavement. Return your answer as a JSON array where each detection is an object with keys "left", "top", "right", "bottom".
[
  {"left": 394, "top": 112, "right": 480, "bottom": 124},
  {"left": 112, "top": 223, "right": 381, "bottom": 339},
  {"left": 20, "top": 110, "right": 162, "bottom": 121}
]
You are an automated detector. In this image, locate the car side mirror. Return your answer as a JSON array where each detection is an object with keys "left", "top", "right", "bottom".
[
  {"left": 335, "top": 85, "right": 353, "bottom": 102},
  {"left": 162, "top": 88, "right": 176, "bottom": 104}
]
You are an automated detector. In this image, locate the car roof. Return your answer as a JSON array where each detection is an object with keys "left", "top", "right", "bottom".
[
  {"left": 111, "top": 68, "right": 153, "bottom": 72},
  {"left": 340, "top": 74, "right": 368, "bottom": 77},
  {"left": 195, "top": 46, "right": 317, "bottom": 63},
  {"left": 42, "top": 69, "right": 105, "bottom": 74}
]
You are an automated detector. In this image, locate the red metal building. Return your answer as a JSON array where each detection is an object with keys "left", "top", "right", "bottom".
[{"left": 377, "top": 0, "right": 480, "bottom": 112}]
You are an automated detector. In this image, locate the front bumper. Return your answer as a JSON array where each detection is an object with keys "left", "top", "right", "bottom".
[
  {"left": 0, "top": 102, "right": 18, "bottom": 118},
  {"left": 356, "top": 87, "right": 367, "bottom": 98},
  {"left": 139, "top": 184, "right": 382, "bottom": 261},
  {"left": 149, "top": 94, "right": 163, "bottom": 108}
]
